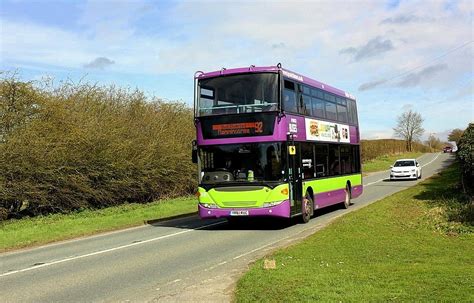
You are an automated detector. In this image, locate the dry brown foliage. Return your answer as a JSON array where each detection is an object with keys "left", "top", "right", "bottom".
[
  {"left": 361, "top": 139, "right": 431, "bottom": 162},
  {"left": 0, "top": 74, "right": 196, "bottom": 219}
]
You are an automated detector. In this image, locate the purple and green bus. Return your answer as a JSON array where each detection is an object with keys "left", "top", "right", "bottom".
[{"left": 192, "top": 64, "right": 362, "bottom": 223}]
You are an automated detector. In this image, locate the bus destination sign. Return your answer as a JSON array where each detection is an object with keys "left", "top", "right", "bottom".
[
  {"left": 212, "top": 122, "right": 263, "bottom": 136},
  {"left": 201, "top": 113, "right": 275, "bottom": 139}
]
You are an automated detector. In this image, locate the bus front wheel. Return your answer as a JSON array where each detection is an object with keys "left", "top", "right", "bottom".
[{"left": 301, "top": 192, "right": 313, "bottom": 223}]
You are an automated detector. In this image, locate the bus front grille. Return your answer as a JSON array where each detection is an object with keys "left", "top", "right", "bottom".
[{"left": 220, "top": 201, "right": 257, "bottom": 207}]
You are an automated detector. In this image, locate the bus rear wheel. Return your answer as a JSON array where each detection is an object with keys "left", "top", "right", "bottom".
[
  {"left": 301, "top": 192, "right": 313, "bottom": 223},
  {"left": 343, "top": 186, "right": 351, "bottom": 209}
]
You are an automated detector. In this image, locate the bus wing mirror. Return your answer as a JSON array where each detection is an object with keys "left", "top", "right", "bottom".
[{"left": 192, "top": 140, "right": 198, "bottom": 163}]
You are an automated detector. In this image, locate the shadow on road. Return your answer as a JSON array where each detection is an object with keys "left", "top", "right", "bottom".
[{"left": 148, "top": 202, "right": 348, "bottom": 231}]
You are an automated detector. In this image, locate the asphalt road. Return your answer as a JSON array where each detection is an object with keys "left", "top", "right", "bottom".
[{"left": 0, "top": 153, "right": 453, "bottom": 302}]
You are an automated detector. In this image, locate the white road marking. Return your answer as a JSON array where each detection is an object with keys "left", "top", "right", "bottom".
[
  {"left": 231, "top": 222, "right": 326, "bottom": 261},
  {"left": 364, "top": 153, "right": 441, "bottom": 187},
  {"left": 421, "top": 152, "right": 441, "bottom": 168},
  {"left": 203, "top": 153, "right": 446, "bottom": 276},
  {"left": 2, "top": 154, "right": 444, "bottom": 279},
  {"left": 232, "top": 238, "right": 285, "bottom": 261},
  {"left": 0, "top": 221, "right": 226, "bottom": 278}
]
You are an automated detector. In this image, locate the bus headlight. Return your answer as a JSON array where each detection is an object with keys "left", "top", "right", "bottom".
[
  {"left": 263, "top": 201, "right": 281, "bottom": 208},
  {"left": 200, "top": 203, "right": 219, "bottom": 209}
]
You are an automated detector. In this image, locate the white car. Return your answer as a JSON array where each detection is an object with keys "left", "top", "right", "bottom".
[{"left": 390, "top": 159, "right": 422, "bottom": 180}]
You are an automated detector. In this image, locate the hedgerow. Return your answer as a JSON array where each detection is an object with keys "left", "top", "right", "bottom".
[
  {"left": 0, "top": 74, "right": 195, "bottom": 219},
  {"left": 456, "top": 123, "right": 473, "bottom": 193},
  {"left": 360, "top": 139, "right": 430, "bottom": 162}
]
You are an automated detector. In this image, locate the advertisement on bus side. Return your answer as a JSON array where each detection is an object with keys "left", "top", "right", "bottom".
[{"left": 305, "top": 118, "right": 350, "bottom": 143}]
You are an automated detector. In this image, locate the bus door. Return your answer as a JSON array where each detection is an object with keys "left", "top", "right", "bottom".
[{"left": 288, "top": 142, "right": 302, "bottom": 216}]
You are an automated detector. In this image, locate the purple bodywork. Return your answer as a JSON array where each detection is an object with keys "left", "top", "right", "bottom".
[
  {"left": 314, "top": 185, "right": 363, "bottom": 209},
  {"left": 199, "top": 199, "right": 291, "bottom": 219},
  {"left": 197, "top": 114, "right": 359, "bottom": 146},
  {"left": 195, "top": 66, "right": 362, "bottom": 220}
]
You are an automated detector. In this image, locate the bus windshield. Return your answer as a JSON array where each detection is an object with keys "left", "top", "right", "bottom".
[
  {"left": 199, "top": 143, "right": 285, "bottom": 183},
  {"left": 198, "top": 73, "right": 278, "bottom": 116}
]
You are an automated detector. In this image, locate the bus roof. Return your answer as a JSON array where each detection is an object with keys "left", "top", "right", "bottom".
[{"left": 195, "top": 65, "right": 356, "bottom": 101}]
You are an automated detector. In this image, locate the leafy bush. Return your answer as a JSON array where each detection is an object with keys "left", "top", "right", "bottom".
[
  {"left": 0, "top": 75, "right": 196, "bottom": 219},
  {"left": 456, "top": 123, "right": 473, "bottom": 193}
]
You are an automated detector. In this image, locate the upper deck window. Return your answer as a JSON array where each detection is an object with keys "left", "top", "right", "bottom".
[
  {"left": 197, "top": 73, "right": 278, "bottom": 116},
  {"left": 283, "top": 80, "right": 297, "bottom": 113}
]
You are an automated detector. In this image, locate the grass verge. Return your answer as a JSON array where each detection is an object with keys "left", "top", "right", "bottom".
[
  {"left": 362, "top": 152, "right": 424, "bottom": 173},
  {"left": 0, "top": 197, "right": 197, "bottom": 252},
  {"left": 235, "top": 163, "right": 474, "bottom": 302}
]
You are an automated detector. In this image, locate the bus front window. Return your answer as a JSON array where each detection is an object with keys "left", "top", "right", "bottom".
[
  {"left": 199, "top": 143, "right": 285, "bottom": 183},
  {"left": 197, "top": 73, "right": 278, "bottom": 116}
]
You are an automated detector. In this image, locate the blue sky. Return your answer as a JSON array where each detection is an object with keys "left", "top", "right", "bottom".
[{"left": 1, "top": 0, "right": 472, "bottom": 141}]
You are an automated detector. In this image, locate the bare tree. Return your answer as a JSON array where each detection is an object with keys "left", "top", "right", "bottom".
[
  {"left": 425, "top": 134, "right": 443, "bottom": 150},
  {"left": 393, "top": 109, "right": 424, "bottom": 151}
]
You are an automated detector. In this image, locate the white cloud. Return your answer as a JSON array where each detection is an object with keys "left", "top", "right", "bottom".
[{"left": 1, "top": 0, "right": 472, "bottom": 139}]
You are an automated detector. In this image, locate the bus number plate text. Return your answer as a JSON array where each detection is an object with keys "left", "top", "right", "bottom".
[{"left": 230, "top": 210, "right": 249, "bottom": 216}]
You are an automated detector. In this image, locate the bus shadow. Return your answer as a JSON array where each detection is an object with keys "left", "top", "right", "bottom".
[
  {"left": 148, "top": 207, "right": 346, "bottom": 231},
  {"left": 313, "top": 203, "right": 344, "bottom": 217},
  {"left": 148, "top": 215, "right": 294, "bottom": 231}
]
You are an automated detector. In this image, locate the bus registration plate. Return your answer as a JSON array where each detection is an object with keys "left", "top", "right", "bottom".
[{"left": 230, "top": 210, "right": 249, "bottom": 216}]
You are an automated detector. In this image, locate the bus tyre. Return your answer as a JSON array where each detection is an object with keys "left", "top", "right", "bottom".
[
  {"left": 301, "top": 193, "right": 313, "bottom": 223},
  {"left": 343, "top": 186, "right": 351, "bottom": 209}
]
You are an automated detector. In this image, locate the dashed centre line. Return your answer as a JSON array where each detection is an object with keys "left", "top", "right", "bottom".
[
  {"left": 364, "top": 153, "right": 440, "bottom": 187},
  {"left": 0, "top": 221, "right": 226, "bottom": 278}
]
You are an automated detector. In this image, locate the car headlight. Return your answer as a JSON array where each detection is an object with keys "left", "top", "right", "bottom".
[{"left": 411, "top": 169, "right": 416, "bottom": 172}]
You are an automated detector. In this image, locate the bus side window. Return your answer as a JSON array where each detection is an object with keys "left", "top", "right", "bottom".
[
  {"left": 326, "top": 102, "right": 337, "bottom": 121},
  {"left": 301, "top": 143, "right": 315, "bottom": 179},
  {"left": 302, "top": 95, "right": 312, "bottom": 116},
  {"left": 315, "top": 144, "right": 328, "bottom": 177},
  {"left": 312, "top": 97, "right": 325, "bottom": 118},
  {"left": 337, "top": 103, "right": 348, "bottom": 123},
  {"left": 328, "top": 145, "right": 340, "bottom": 176},
  {"left": 283, "top": 80, "right": 297, "bottom": 113},
  {"left": 340, "top": 145, "right": 352, "bottom": 174},
  {"left": 352, "top": 145, "right": 361, "bottom": 173}
]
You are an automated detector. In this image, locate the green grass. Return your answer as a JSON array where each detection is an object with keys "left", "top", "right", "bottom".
[
  {"left": 362, "top": 152, "right": 424, "bottom": 173},
  {"left": 235, "top": 164, "right": 474, "bottom": 302},
  {"left": 0, "top": 197, "right": 197, "bottom": 251}
]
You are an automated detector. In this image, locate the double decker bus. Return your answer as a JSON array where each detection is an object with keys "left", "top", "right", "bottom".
[{"left": 192, "top": 64, "right": 362, "bottom": 223}]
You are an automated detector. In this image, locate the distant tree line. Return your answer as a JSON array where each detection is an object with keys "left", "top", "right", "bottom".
[{"left": 0, "top": 74, "right": 196, "bottom": 220}]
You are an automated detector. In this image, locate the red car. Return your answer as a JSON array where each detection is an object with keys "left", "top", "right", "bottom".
[{"left": 443, "top": 146, "right": 453, "bottom": 153}]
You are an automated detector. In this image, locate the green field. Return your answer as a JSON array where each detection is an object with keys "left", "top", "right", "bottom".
[
  {"left": 0, "top": 197, "right": 197, "bottom": 251},
  {"left": 235, "top": 164, "right": 474, "bottom": 302},
  {"left": 362, "top": 152, "right": 424, "bottom": 173}
]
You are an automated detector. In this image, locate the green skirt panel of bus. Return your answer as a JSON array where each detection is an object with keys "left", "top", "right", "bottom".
[
  {"left": 302, "top": 173, "right": 362, "bottom": 194},
  {"left": 197, "top": 184, "right": 289, "bottom": 208}
]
